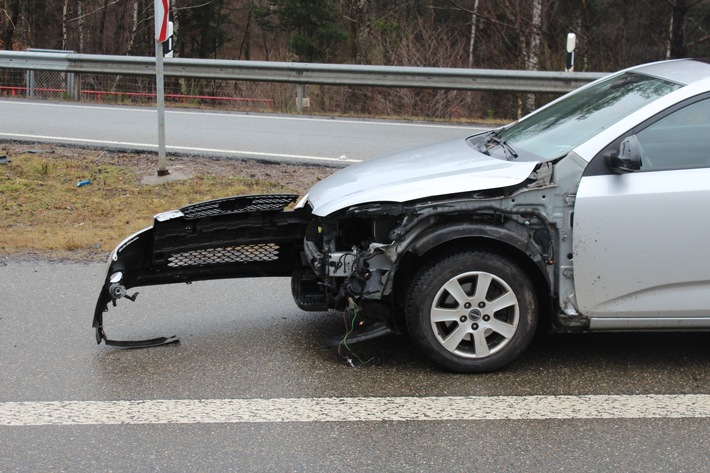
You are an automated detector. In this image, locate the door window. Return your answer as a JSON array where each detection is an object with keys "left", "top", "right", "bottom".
[{"left": 635, "top": 98, "right": 710, "bottom": 171}]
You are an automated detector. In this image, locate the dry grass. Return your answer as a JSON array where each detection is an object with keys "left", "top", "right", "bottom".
[{"left": 0, "top": 144, "right": 333, "bottom": 261}]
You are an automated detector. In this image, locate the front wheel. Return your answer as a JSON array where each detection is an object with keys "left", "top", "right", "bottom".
[{"left": 405, "top": 251, "right": 538, "bottom": 373}]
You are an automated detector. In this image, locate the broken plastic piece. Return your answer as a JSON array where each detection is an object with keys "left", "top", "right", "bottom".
[
  {"left": 104, "top": 335, "right": 179, "bottom": 349},
  {"left": 77, "top": 179, "right": 92, "bottom": 187},
  {"left": 94, "top": 308, "right": 180, "bottom": 348},
  {"left": 323, "top": 321, "right": 394, "bottom": 348}
]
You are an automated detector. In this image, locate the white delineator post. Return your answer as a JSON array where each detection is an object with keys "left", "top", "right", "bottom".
[
  {"left": 565, "top": 33, "right": 576, "bottom": 73},
  {"left": 154, "top": 0, "right": 169, "bottom": 176}
]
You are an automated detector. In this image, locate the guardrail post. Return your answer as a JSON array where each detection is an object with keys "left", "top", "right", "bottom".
[
  {"left": 67, "top": 72, "right": 80, "bottom": 100},
  {"left": 297, "top": 84, "right": 306, "bottom": 113},
  {"left": 25, "top": 70, "right": 34, "bottom": 97}
]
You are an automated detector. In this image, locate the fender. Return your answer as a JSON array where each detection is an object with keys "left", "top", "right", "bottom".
[{"left": 403, "top": 219, "right": 551, "bottom": 287}]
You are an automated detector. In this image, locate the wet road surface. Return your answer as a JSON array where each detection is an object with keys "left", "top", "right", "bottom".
[{"left": 0, "top": 262, "right": 708, "bottom": 471}]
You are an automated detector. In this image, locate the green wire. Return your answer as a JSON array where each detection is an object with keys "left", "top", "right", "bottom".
[{"left": 342, "top": 306, "right": 375, "bottom": 365}]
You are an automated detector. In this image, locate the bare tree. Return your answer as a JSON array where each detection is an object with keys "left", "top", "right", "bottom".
[
  {"left": 78, "top": 0, "right": 84, "bottom": 52},
  {"left": 62, "top": 0, "right": 70, "bottom": 50},
  {"left": 468, "top": 0, "right": 480, "bottom": 68},
  {"left": 126, "top": 0, "right": 140, "bottom": 54},
  {"left": 524, "top": 0, "right": 542, "bottom": 111},
  {"left": 98, "top": 0, "right": 110, "bottom": 53},
  {"left": 667, "top": 0, "right": 698, "bottom": 58},
  {"left": 2, "top": 0, "right": 22, "bottom": 49},
  {"left": 340, "top": 0, "right": 371, "bottom": 63}
]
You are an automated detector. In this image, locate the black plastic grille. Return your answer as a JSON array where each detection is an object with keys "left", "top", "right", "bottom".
[
  {"left": 180, "top": 194, "right": 298, "bottom": 220},
  {"left": 167, "top": 244, "right": 280, "bottom": 267}
]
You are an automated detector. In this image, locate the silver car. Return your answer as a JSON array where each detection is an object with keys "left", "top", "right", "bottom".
[{"left": 94, "top": 59, "right": 710, "bottom": 372}]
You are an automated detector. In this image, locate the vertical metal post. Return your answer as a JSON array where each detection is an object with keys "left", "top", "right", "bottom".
[
  {"left": 26, "top": 70, "right": 34, "bottom": 97},
  {"left": 66, "top": 72, "right": 80, "bottom": 100},
  {"left": 66, "top": 72, "right": 74, "bottom": 99},
  {"left": 155, "top": 40, "right": 169, "bottom": 176},
  {"left": 73, "top": 74, "right": 81, "bottom": 100},
  {"left": 297, "top": 83, "right": 305, "bottom": 113}
]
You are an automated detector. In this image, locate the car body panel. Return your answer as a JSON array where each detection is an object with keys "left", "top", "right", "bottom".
[
  {"left": 627, "top": 58, "right": 710, "bottom": 85},
  {"left": 574, "top": 164, "right": 710, "bottom": 319},
  {"left": 306, "top": 138, "right": 538, "bottom": 216},
  {"left": 589, "top": 317, "right": 710, "bottom": 330}
]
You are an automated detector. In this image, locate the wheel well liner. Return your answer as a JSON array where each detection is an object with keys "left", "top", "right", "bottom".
[
  {"left": 410, "top": 222, "right": 546, "bottom": 271},
  {"left": 393, "top": 221, "right": 552, "bottom": 322}
]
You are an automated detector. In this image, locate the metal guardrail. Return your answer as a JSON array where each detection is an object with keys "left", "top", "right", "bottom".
[{"left": 0, "top": 50, "right": 606, "bottom": 95}]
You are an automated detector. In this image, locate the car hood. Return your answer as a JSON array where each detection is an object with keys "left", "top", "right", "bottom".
[{"left": 306, "top": 137, "right": 539, "bottom": 216}]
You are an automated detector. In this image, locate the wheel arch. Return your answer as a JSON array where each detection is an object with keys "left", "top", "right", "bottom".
[{"left": 392, "top": 221, "right": 553, "bottom": 328}]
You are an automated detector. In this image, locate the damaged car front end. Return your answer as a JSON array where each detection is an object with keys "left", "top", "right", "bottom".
[
  {"left": 94, "top": 133, "right": 564, "bottom": 372},
  {"left": 95, "top": 59, "right": 710, "bottom": 372}
]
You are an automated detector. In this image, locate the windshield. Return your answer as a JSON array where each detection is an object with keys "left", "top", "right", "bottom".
[{"left": 487, "top": 72, "right": 682, "bottom": 161}]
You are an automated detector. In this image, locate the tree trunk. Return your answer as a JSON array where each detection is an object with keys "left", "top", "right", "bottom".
[
  {"left": 668, "top": 0, "right": 688, "bottom": 59},
  {"left": 468, "top": 0, "right": 479, "bottom": 68},
  {"left": 126, "top": 0, "right": 139, "bottom": 54},
  {"left": 113, "top": 0, "right": 128, "bottom": 55},
  {"left": 524, "top": 0, "right": 543, "bottom": 112},
  {"left": 2, "top": 0, "right": 22, "bottom": 50},
  {"left": 525, "top": 0, "right": 542, "bottom": 70},
  {"left": 62, "top": 0, "right": 69, "bottom": 50},
  {"left": 351, "top": 0, "right": 371, "bottom": 64},
  {"left": 214, "top": 0, "right": 224, "bottom": 59},
  {"left": 98, "top": 0, "right": 110, "bottom": 54},
  {"left": 78, "top": 1, "right": 84, "bottom": 53},
  {"left": 112, "top": 0, "right": 139, "bottom": 92},
  {"left": 239, "top": 2, "right": 253, "bottom": 60}
]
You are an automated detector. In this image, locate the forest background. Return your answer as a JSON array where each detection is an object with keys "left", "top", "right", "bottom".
[{"left": 2, "top": 0, "right": 710, "bottom": 120}]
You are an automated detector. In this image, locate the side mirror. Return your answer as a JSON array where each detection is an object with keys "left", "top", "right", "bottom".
[{"left": 608, "top": 135, "right": 642, "bottom": 173}]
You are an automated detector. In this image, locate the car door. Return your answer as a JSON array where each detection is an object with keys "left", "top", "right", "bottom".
[{"left": 573, "top": 96, "right": 710, "bottom": 328}]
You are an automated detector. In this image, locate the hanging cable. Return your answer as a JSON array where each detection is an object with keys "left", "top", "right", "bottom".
[{"left": 337, "top": 300, "right": 377, "bottom": 367}]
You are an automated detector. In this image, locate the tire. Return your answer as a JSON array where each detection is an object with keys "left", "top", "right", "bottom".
[{"left": 405, "top": 251, "right": 538, "bottom": 373}]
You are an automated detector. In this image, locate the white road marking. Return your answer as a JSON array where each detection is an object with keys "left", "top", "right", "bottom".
[
  {"left": 1, "top": 100, "right": 479, "bottom": 130},
  {"left": 0, "top": 132, "right": 361, "bottom": 163},
  {"left": 168, "top": 110, "right": 481, "bottom": 130},
  {"left": 1, "top": 395, "right": 707, "bottom": 426}
]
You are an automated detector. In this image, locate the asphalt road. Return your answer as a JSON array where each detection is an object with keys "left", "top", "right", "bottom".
[
  {"left": 0, "top": 99, "right": 481, "bottom": 165},
  {"left": 0, "top": 262, "right": 708, "bottom": 471}
]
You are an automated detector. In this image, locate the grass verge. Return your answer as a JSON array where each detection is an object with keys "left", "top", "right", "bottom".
[{"left": 0, "top": 145, "right": 320, "bottom": 261}]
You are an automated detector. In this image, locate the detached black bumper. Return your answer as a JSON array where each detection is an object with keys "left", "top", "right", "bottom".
[{"left": 93, "top": 194, "right": 311, "bottom": 347}]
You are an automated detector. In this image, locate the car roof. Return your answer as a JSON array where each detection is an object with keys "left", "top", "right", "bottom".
[{"left": 628, "top": 59, "right": 710, "bottom": 85}]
